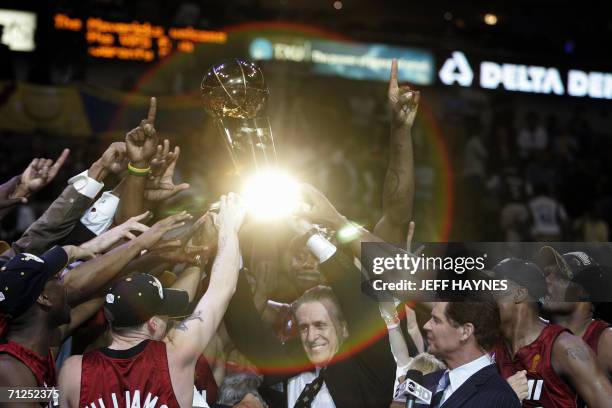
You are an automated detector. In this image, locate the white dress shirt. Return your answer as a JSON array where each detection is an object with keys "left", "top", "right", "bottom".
[
  {"left": 287, "top": 368, "right": 335, "bottom": 408},
  {"left": 68, "top": 170, "right": 104, "bottom": 199},
  {"left": 439, "top": 353, "right": 493, "bottom": 405},
  {"left": 80, "top": 191, "right": 120, "bottom": 235}
]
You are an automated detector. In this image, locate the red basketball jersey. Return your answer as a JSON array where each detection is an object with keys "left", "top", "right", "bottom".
[
  {"left": 582, "top": 319, "right": 610, "bottom": 354},
  {"left": 0, "top": 339, "right": 56, "bottom": 387},
  {"left": 492, "top": 324, "right": 577, "bottom": 408},
  {"left": 194, "top": 354, "right": 219, "bottom": 405},
  {"left": 0, "top": 340, "right": 57, "bottom": 407},
  {"left": 80, "top": 340, "right": 180, "bottom": 408}
]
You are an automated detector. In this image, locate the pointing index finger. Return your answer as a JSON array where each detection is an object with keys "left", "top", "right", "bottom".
[
  {"left": 147, "top": 96, "right": 157, "bottom": 123},
  {"left": 388, "top": 59, "right": 398, "bottom": 91}
]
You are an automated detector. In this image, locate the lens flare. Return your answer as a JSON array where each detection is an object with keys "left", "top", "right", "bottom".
[{"left": 242, "top": 169, "right": 300, "bottom": 220}]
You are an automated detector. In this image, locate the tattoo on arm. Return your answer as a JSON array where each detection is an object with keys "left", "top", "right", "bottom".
[
  {"left": 566, "top": 346, "right": 589, "bottom": 361},
  {"left": 174, "top": 310, "right": 203, "bottom": 331},
  {"left": 384, "top": 169, "right": 401, "bottom": 197}
]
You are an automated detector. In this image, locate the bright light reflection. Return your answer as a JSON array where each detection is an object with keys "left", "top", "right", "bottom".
[{"left": 242, "top": 169, "right": 301, "bottom": 221}]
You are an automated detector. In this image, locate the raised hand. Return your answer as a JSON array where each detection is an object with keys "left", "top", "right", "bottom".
[
  {"left": 388, "top": 59, "right": 420, "bottom": 128},
  {"left": 80, "top": 211, "right": 151, "bottom": 254},
  {"left": 150, "top": 211, "right": 218, "bottom": 265},
  {"left": 149, "top": 140, "right": 179, "bottom": 186},
  {"left": 217, "top": 193, "right": 246, "bottom": 234},
  {"left": 406, "top": 220, "right": 425, "bottom": 255},
  {"left": 98, "top": 142, "right": 128, "bottom": 174},
  {"left": 126, "top": 97, "right": 159, "bottom": 167},
  {"left": 297, "top": 183, "right": 346, "bottom": 228},
  {"left": 0, "top": 176, "right": 27, "bottom": 211},
  {"left": 144, "top": 145, "right": 189, "bottom": 202},
  {"left": 135, "top": 211, "right": 193, "bottom": 249},
  {"left": 12, "top": 149, "right": 70, "bottom": 198},
  {"left": 191, "top": 211, "right": 218, "bottom": 249}
]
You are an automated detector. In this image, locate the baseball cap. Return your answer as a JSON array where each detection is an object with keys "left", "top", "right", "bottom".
[
  {"left": 104, "top": 273, "right": 189, "bottom": 327},
  {"left": 538, "top": 246, "right": 609, "bottom": 301},
  {"left": 0, "top": 246, "right": 69, "bottom": 318},
  {"left": 493, "top": 257, "right": 548, "bottom": 302}
]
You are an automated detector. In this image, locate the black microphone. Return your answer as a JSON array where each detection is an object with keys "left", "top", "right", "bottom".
[
  {"left": 393, "top": 369, "right": 432, "bottom": 408},
  {"left": 404, "top": 370, "right": 423, "bottom": 408}
]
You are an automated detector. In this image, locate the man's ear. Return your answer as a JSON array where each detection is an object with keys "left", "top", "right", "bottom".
[
  {"left": 460, "top": 322, "right": 474, "bottom": 342},
  {"left": 341, "top": 323, "right": 349, "bottom": 340},
  {"left": 146, "top": 316, "right": 159, "bottom": 333},
  {"left": 36, "top": 293, "right": 52, "bottom": 308}
]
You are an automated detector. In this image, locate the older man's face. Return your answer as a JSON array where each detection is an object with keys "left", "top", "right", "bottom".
[
  {"left": 423, "top": 302, "right": 463, "bottom": 361},
  {"left": 295, "top": 301, "right": 340, "bottom": 366}
]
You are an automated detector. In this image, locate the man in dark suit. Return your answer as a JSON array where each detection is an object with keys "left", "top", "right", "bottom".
[
  {"left": 224, "top": 230, "right": 396, "bottom": 408},
  {"left": 409, "top": 302, "right": 520, "bottom": 407}
]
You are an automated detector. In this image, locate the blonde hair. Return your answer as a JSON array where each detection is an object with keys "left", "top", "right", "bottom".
[{"left": 407, "top": 352, "right": 446, "bottom": 374}]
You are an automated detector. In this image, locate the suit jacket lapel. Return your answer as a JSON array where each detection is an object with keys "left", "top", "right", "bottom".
[{"left": 439, "top": 365, "right": 494, "bottom": 408}]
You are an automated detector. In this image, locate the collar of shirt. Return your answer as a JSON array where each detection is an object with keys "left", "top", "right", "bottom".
[{"left": 445, "top": 354, "right": 492, "bottom": 399}]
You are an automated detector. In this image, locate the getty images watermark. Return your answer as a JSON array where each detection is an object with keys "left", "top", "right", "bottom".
[
  {"left": 370, "top": 252, "right": 508, "bottom": 292},
  {"left": 359, "top": 242, "right": 612, "bottom": 302}
]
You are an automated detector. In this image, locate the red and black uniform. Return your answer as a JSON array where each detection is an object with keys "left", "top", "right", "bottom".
[
  {"left": 492, "top": 324, "right": 577, "bottom": 408},
  {"left": 582, "top": 319, "right": 610, "bottom": 354},
  {"left": 80, "top": 340, "right": 180, "bottom": 408},
  {"left": 194, "top": 354, "right": 219, "bottom": 405},
  {"left": 0, "top": 339, "right": 57, "bottom": 406}
]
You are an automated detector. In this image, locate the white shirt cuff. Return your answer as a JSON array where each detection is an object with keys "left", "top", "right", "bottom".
[
  {"left": 68, "top": 170, "right": 104, "bottom": 199},
  {"left": 80, "top": 191, "right": 120, "bottom": 235},
  {"left": 306, "top": 234, "right": 337, "bottom": 263}
]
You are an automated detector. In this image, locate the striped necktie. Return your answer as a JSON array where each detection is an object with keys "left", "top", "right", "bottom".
[{"left": 430, "top": 371, "right": 450, "bottom": 408}]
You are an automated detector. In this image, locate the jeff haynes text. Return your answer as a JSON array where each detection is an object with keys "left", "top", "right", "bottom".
[{"left": 372, "top": 279, "right": 509, "bottom": 291}]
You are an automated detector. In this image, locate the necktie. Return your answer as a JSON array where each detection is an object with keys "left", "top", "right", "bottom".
[
  {"left": 430, "top": 371, "right": 450, "bottom": 408},
  {"left": 293, "top": 368, "right": 326, "bottom": 408}
]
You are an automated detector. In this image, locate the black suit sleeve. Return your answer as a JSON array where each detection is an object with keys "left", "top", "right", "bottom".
[
  {"left": 319, "top": 249, "right": 396, "bottom": 401},
  {"left": 489, "top": 391, "right": 522, "bottom": 408}
]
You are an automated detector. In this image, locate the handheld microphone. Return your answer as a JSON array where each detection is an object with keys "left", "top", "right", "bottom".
[{"left": 393, "top": 369, "right": 432, "bottom": 408}]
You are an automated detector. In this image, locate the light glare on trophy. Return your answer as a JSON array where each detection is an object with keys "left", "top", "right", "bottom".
[{"left": 201, "top": 59, "right": 276, "bottom": 174}]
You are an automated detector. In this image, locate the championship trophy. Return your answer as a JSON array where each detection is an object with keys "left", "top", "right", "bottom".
[{"left": 201, "top": 59, "right": 277, "bottom": 175}]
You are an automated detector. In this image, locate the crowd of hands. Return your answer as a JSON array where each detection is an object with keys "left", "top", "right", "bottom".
[{"left": 0, "top": 60, "right": 431, "bottom": 407}]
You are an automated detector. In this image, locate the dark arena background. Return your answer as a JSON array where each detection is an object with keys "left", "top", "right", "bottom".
[{"left": 1, "top": 1, "right": 612, "bottom": 408}]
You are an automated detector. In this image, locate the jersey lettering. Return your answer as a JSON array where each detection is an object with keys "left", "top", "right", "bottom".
[{"left": 83, "top": 390, "right": 169, "bottom": 408}]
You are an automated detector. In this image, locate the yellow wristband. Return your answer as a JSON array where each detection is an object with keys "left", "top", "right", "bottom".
[{"left": 128, "top": 162, "right": 151, "bottom": 176}]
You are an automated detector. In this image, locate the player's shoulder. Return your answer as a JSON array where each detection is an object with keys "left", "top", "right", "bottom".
[
  {"left": 61, "top": 354, "right": 83, "bottom": 372},
  {"left": 598, "top": 327, "right": 612, "bottom": 349},
  {"left": 551, "top": 331, "right": 596, "bottom": 374},
  {"left": 552, "top": 330, "right": 589, "bottom": 354},
  {"left": 0, "top": 354, "right": 37, "bottom": 386},
  {"left": 58, "top": 354, "right": 82, "bottom": 380}
]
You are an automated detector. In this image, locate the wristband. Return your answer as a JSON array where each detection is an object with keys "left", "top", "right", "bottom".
[
  {"left": 383, "top": 314, "right": 401, "bottom": 330},
  {"left": 128, "top": 162, "right": 151, "bottom": 176}
]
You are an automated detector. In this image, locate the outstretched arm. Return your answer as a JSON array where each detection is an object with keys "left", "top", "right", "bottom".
[
  {"left": 115, "top": 97, "right": 159, "bottom": 224},
  {"left": 57, "top": 297, "right": 105, "bottom": 342},
  {"left": 552, "top": 332, "right": 612, "bottom": 407},
  {"left": 63, "top": 212, "right": 191, "bottom": 305},
  {"left": 373, "top": 59, "right": 419, "bottom": 244},
  {"left": 165, "top": 193, "right": 245, "bottom": 367}
]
